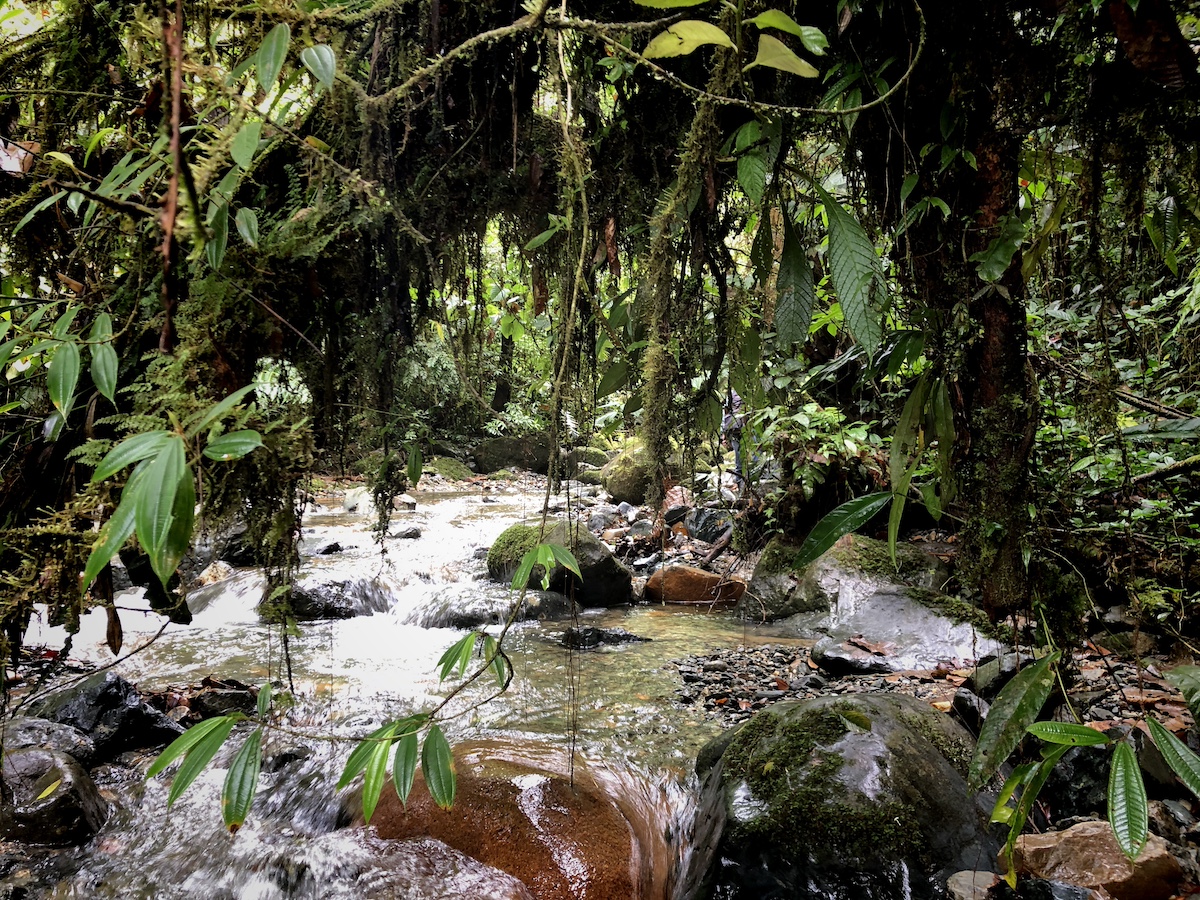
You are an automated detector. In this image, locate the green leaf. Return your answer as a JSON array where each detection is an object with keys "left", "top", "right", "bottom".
[
  {"left": 407, "top": 444, "right": 423, "bottom": 488},
  {"left": 392, "top": 727, "right": 420, "bottom": 806},
  {"left": 524, "top": 225, "right": 560, "bottom": 251},
  {"left": 774, "top": 217, "right": 815, "bottom": 345},
  {"left": 793, "top": 492, "right": 892, "bottom": 570},
  {"left": 1164, "top": 666, "right": 1200, "bottom": 722},
  {"left": 1147, "top": 718, "right": 1200, "bottom": 801},
  {"left": 750, "top": 213, "right": 774, "bottom": 287},
  {"left": 361, "top": 723, "right": 397, "bottom": 825},
  {"left": 203, "top": 429, "right": 263, "bottom": 461},
  {"left": 969, "top": 213, "right": 1027, "bottom": 283},
  {"left": 743, "top": 34, "right": 819, "bottom": 78},
  {"left": 1000, "top": 745, "right": 1069, "bottom": 887},
  {"left": 421, "top": 725, "right": 456, "bottom": 809},
  {"left": 91, "top": 430, "right": 172, "bottom": 482},
  {"left": 256, "top": 23, "right": 292, "bottom": 92},
  {"left": 235, "top": 208, "right": 260, "bottom": 247},
  {"left": 207, "top": 203, "right": 229, "bottom": 271},
  {"left": 185, "top": 383, "right": 258, "bottom": 436},
  {"left": 437, "top": 633, "right": 478, "bottom": 682},
  {"left": 161, "top": 464, "right": 195, "bottom": 585},
  {"left": 230, "top": 121, "right": 262, "bottom": 170},
  {"left": 1109, "top": 742, "right": 1148, "bottom": 861},
  {"left": 737, "top": 146, "right": 767, "bottom": 206},
  {"left": 80, "top": 464, "right": 147, "bottom": 596},
  {"left": 147, "top": 714, "right": 237, "bottom": 779},
  {"left": 14, "top": 191, "right": 67, "bottom": 235},
  {"left": 48, "top": 341, "right": 80, "bottom": 417},
  {"left": 597, "top": 358, "right": 629, "bottom": 398},
  {"left": 511, "top": 548, "right": 539, "bottom": 591},
  {"left": 482, "top": 633, "right": 509, "bottom": 688},
  {"left": 816, "top": 184, "right": 885, "bottom": 357},
  {"left": 222, "top": 728, "right": 262, "bottom": 832},
  {"left": 166, "top": 716, "right": 237, "bottom": 806},
  {"left": 546, "top": 543, "right": 582, "bottom": 580},
  {"left": 300, "top": 44, "right": 336, "bottom": 90},
  {"left": 644, "top": 21, "right": 734, "bottom": 58},
  {"left": 134, "top": 435, "right": 186, "bottom": 585},
  {"left": 337, "top": 724, "right": 396, "bottom": 789},
  {"left": 89, "top": 314, "right": 118, "bottom": 403},
  {"left": 1026, "top": 721, "right": 1110, "bottom": 746},
  {"left": 968, "top": 651, "right": 1061, "bottom": 790},
  {"left": 256, "top": 683, "right": 273, "bottom": 719},
  {"left": 746, "top": 10, "right": 827, "bottom": 55}
]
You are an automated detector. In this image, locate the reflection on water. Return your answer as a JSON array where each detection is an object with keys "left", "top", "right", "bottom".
[{"left": 18, "top": 486, "right": 801, "bottom": 898}]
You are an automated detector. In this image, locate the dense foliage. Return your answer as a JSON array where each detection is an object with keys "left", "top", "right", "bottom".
[{"left": 1, "top": 0, "right": 1199, "bottom": 670}]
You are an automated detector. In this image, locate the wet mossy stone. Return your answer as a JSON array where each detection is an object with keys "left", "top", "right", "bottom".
[
  {"left": 425, "top": 456, "right": 474, "bottom": 482},
  {"left": 600, "top": 446, "right": 654, "bottom": 506},
  {"left": 689, "top": 693, "right": 997, "bottom": 900},
  {"left": 473, "top": 435, "right": 550, "bottom": 475},
  {"left": 486, "top": 520, "right": 632, "bottom": 607},
  {"left": 0, "top": 748, "right": 109, "bottom": 845}
]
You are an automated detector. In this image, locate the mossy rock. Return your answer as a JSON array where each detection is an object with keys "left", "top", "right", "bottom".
[
  {"left": 425, "top": 456, "right": 474, "bottom": 482},
  {"left": 473, "top": 435, "right": 550, "bottom": 475},
  {"left": 566, "top": 446, "right": 610, "bottom": 469},
  {"left": 487, "top": 469, "right": 518, "bottom": 481},
  {"left": 691, "top": 694, "right": 996, "bottom": 898},
  {"left": 600, "top": 446, "right": 653, "bottom": 505},
  {"left": 486, "top": 521, "right": 632, "bottom": 607},
  {"left": 575, "top": 469, "right": 605, "bottom": 486}
]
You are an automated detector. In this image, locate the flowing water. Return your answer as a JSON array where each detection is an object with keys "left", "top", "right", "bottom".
[{"left": 14, "top": 484, "right": 803, "bottom": 899}]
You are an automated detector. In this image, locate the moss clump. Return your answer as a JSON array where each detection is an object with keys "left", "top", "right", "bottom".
[
  {"left": 576, "top": 469, "right": 605, "bottom": 486},
  {"left": 721, "top": 701, "right": 926, "bottom": 863},
  {"left": 488, "top": 469, "right": 518, "bottom": 481},
  {"left": 486, "top": 523, "right": 541, "bottom": 581},
  {"left": 898, "top": 711, "right": 973, "bottom": 778},
  {"left": 908, "top": 586, "right": 1008, "bottom": 640},
  {"left": 426, "top": 456, "right": 474, "bottom": 481},
  {"left": 571, "top": 446, "right": 610, "bottom": 468},
  {"left": 756, "top": 536, "right": 804, "bottom": 575}
]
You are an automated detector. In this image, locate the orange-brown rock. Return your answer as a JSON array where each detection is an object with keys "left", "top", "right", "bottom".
[
  {"left": 1005, "top": 820, "right": 1182, "bottom": 900},
  {"left": 361, "top": 741, "right": 666, "bottom": 900},
  {"left": 644, "top": 564, "right": 745, "bottom": 605}
]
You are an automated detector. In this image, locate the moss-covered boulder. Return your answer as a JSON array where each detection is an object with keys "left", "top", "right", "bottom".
[
  {"left": 600, "top": 446, "right": 653, "bottom": 505},
  {"left": 681, "top": 694, "right": 997, "bottom": 900},
  {"left": 473, "top": 436, "right": 550, "bottom": 474},
  {"left": 425, "top": 455, "right": 474, "bottom": 482},
  {"left": 486, "top": 521, "right": 632, "bottom": 607},
  {"left": 565, "top": 446, "right": 611, "bottom": 470}
]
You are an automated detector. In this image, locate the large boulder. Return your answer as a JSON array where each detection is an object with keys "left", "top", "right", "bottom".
[
  {"left": 260, "top": 576, "right": 396, "bottom": 622},
  {"left": 473, "top": 436, "right": 550, "bottom": 475},
  {"left": 403, "top": 584, "right": 575, "bottom": 629},
  {"left": 0, "top": 748, "right": 109, "bottom": 845},
  {"left": 600, "top": 447, "right": 653, "bottom": 506},
  {"left": 682, "top": 693, "right": 999, "bottom": 900},
  {"left": 1, "top": 716, "right": 97, "bottom": 767},
  {"left": 357, "top": 741, "right": 667, "bottom": 900},
  {"left": 486, "top": 521, "right": 632, "bottom": 607},
  {"left": 644, "top": 565, "right": 745, "bottom": 605},
  {"left": 28, "top": 672, "right": 183, "bottom": 763}
]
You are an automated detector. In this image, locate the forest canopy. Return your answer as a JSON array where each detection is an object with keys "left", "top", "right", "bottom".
[{"left": 1, "top": 0, "right": 1199, "bottom": 660}]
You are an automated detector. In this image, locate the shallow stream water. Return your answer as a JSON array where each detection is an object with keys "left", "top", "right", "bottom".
[{"left": 15, "top": 484, "right": 802, "bottom": 899}]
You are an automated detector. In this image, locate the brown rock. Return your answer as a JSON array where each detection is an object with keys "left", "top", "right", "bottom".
[
  {"left": 1006, "top": 820, "right": 1182, "bottom": 900},
  {"left": 363, "top": 741, "right": 665, "bottom": 900},
  {"left": 644, "top": 564, "right": 745, "bottom": 605}
]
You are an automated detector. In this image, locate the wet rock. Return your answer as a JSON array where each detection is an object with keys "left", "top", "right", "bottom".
[
  {"left": 561, "top": 626, "right": 650, "bottom": 650},
  {"left": 1041, "top": 743, "right": 1112, "bottom": 822},
  {"left": 616, "top": 502, "right": 639, "bottom": 522},
  {"left": 683, "top": 693, "right": 995, "bottom": 900},
  {"left": 683, "top": 507, "right": 732, "bottom": 544},
  {"left": 473, "top": 436, "right": 550, "bottom": 475},
  {"left": 587, "top": 504, "right": 623, "bottom": 533},
  {"left": 601, "top": 448, "right": 653, "bottom": 506},
  {"left": 316, "top": 541, "right": 344, "bottom": 555},
  {"left": 0, "top": 748, "right": 109, "bottom": 845},
  {"left": 189, "top": 683, "right": 257, "bottom": 719},
  {"left": 951, "top": 688, "right": 990, "bottom": 736},
  {"left": 1, "top": 717, "right": 96, "bottom": 768},
  {"left": 265, "top": 577, "right": 396, "bottom": 621},
  {"left": 628, "top": 520, "right": 654, "bottom": 539},
  {"left": 360, "top": 741, "right": 664, "bottom": 900},
  {"left": 343, "top": 485, "right": 373, "bottom": 514},
  {"left": 946, "top": 870, "right": 1000, "bottom": 900},
  {"left": 486, "top": 521, "right": 632, "bottom": 607},
  {"left": 28, "top": 672, "right": 183, "bottom": 762},
  {"left": 989, "top": 877, "right": 1109, "bottom": 899},
  {"left": 966, "top": 652, "right": 1036, "bottom": 701},
  {"left": 1005, "top": 819, "right": 1182, "bottom": 900},
  {"left": 390, "top": 525, "right": 422, "bottom": 540},
  {"left": 644, "top": 564, "right": 745, "bottom": 605},
  {"left": 405, "top": 585, "right": 574, "bottom": 629}
]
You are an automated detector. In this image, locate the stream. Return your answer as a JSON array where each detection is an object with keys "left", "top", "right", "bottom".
[{"left": 13, "top": 483, "right": 804, "bottom": 899}]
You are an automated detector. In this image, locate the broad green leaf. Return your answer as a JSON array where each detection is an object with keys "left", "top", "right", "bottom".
[
  {"left": 392, "top": 728, "right": 420, "bottom": 805},
  {"left": 337, "top": 724, "right": 396, "bottom": 789},
  {"left": 547, "top": 543, "right": 582, "bottom": 579},
  {"left": 644, "top": 21, "right": 734, "bottom": 58},
  {"left": 361, "top": 723, "right": 397, "bottom": 824},
  {"left": 1109, "top": 742, "right": 1148, "bottom": 861},
  {"left": 256, "top": 683, "right": 273, "bottom": 719},
  {"left": 185, "top": 383, "right": 258, "bottom": 436},
  {"left": 166, "top": 716, "right": 237, "bottom": 806},
  {"left": 235, "top": 208, "right": 260, "bottom": 247},
  {"left": 80, "top": 464, "right": 147, "bottom": 595},
  {"left": 14, "top": 191, "right": 67, "bottom": 235},
  {"left": 421, "top": 725, "right": 456, "bottom": 809},
  {"left": 750, "top": 213, "right": 774, "bottom": 287},
  {"left": 91, "top": 430, "right": 172, "bottom": 482},
  {"left": 990, "top": 760, "right": 1038, "bottom": 824},
  {"left": 134, "top": 435, "right": 186, "bottom": 585},
  {"left": 968, "top": 651, "right": 1062, "bottom": 790},
  {"left": 1164, "top": 666, "right": 1200, "bottom": 722},
  {"left": 774, "top": 217, "right": 814, "bottom": 345},
  {"left": 794, "top": 492, "right": 892, "bottom": 569},
  {"left": 147, "top": 714, "right": 237, "bottom": 779},
  {"left": 203, "top": 429, "right": 263, "bottom": 461},
  {"left": 48, "top": 341, "right": 80, "bottom": 416},
  {"left": 524, "top": 226, "right": 559, "bottom": 251},
  {"left": 438, "top": 633, "right": 478, "bottom": 682},
  {"left": 483, "top": 633, "right": 509, "bottom": 688},
  {"left": 511, "top": 547, "right": 539, "bottom": 591},
  {"left": 52, "top": 307, "right": 79, "bottom": 339},
  {"left": 634, "top": 0, "right": 709, "bottom": 5},
  {"left": 969, "top": 214, "right": 1027, "bottom": 283},
  {"left": 407, "top": 444, "right": 423, "bottom": 488},
  {"left": 744, "top": 34, "right": 819, "bottom": 78},
  {"left": 597, "top": 359, "right": 629, "bottom": 398},
  {"left": 737, "top": 146, "right": 767, "bottom": 206},
  {"left": 89, "top": 314, "right": 117, "bottom": 403},
  {"left": 300, "top": 44, "right": 336, "bottom": 90},
  {"left": 1147, "top": 718, "right": 1200, "bottom": 801},
  {"left": 222, "top": 728, "right": 262, "bottom": 832},
  {"left": 35, "top": 778, "right": 62, "bottom": 801},
  {"left": 816, "top": 184, "right": 885, "bottom": 357},
  {"left": 746, "top": 10, "right": 827, "bottom": 55},
  {"left": 230, "top": 121, "right": 262, "bottom": 170},
  {"left": 1027, "top": 721, "right": 1110, "bottom": 746},
  {"left": 1122, "top": 417, "right": 1200, "bottom": 441},
  {"left": 160, "top": 464, "right": 195, "bottom": 586},
  {"left": 206, "top": 203, "right": 229, "bottom": 271},
  {"left": 256, "top": 23, "right": 292, "bottom": 92},
  {"left": 1000, "top": 746, "right": 1068, "bottom": 887}
]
